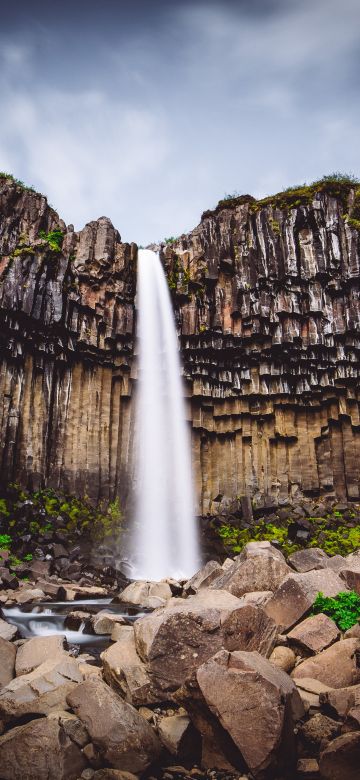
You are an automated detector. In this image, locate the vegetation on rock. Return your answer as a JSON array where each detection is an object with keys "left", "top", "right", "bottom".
[
  {"left": 0, "top": 171, "right": 36, "bottom": 193},
  {"left": 38, "top": 229, "right": 64, "bottom": 252},
  {"left": 312, "top": 591, "right": 360, "bottom": 631}
]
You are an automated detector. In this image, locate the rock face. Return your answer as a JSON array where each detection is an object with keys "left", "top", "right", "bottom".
[{"left": 0, "top": 176, "right": 359, "bottom": 508}]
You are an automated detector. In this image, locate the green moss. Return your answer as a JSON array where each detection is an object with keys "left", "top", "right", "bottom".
[
  {"left": 13, "top": 246, "right": 36, "bottom": 257},
  {"left": 0, "top": 499, "right": 9, "bottom": 517},
  {"left": 312, "top": 591, "right": 360, "bottom": 631},
  {"left": 216, "top": 512, "right": 360, "bottom": 558},
  {"left": 0, "top": 533, "right": 12, "bottom": 549}
]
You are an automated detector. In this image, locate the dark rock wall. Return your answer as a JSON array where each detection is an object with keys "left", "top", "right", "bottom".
[{"left": 0, "top": 177, "right": 359, "bottom": 512}]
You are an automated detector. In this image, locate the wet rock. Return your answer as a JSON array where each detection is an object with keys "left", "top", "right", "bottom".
[
  {"left": 0, "top": 655, "right": 82, "bottom": 722},
  {"left": 67, "top": 677, "right": 161, "bottom": 773},
  {"left": 65, "top": 610, "right": 93, "bottom": 631},
  {"left": 210, "top": 542, "right": 291, "bottom": 598},
  {"left": 101, "top": 627, "right": 155, "bottom": 706},
  {"left": 0, "top": 617, "right": 17, "bottom": 641},
  {"left": 264, "top": 570, "right": 346, "bottom": 630},
  {"left": 269, "top": 645, "right": 296, "bottom": 673},
  {"left": 15, "top": 634, "right": 66, "bottom": 676},
  {"left": 319, "top": 732, "right": 360, "bottom": 780},
  {"left": 196, "top": 649, "right": 304, "bottom": 777},
  {"left": 15, "top": 587, "right": 45, "bottom": 604},
  {"left": 288, "top": 548, "right": 329, "bottom": 573},
  {"left": 117, "top": 580, "right": 172, "bottom": 609},
  {"left": 58, "top": 584, "right": 108, "bottom": 600},
  {"left": 184, "top": 561, "right": 223, "bottom": 594},
  {"left": 287, "top": 613, "right": 340, "bottom": 655},
  {"left": 0, "top": 637, "right": 16, "bottom": 687},
  {"left": 292, "top": 638, "right": 360, "bottom": 689},
  {"left": 0, "top": 713, "right": 86, "bottom": 779}
]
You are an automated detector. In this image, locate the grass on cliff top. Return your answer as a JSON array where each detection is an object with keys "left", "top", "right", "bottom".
[
  {"left": 0, "top": 171, "right": 36, "bottom": 193},
  {"left": 213, "top": 172, "right": 360, "bottom": 214}
]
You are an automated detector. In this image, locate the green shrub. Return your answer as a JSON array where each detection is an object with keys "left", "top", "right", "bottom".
[
  {"left": 38, "top": 229, "right": 64, "bottom": 252},
  {"left": 0, "top": 533, "right": 12, "bottom": 549},
  {"left": 312, "top": 591, "right": 360, "bottom": 631}
]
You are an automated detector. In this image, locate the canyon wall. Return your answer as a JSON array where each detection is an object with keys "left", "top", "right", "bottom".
[{"left": 0, "top": 175, "right": 359, "bottom": 512}]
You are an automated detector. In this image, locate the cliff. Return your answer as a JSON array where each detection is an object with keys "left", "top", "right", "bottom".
[{"left": 0, "top": 173, "right": 359, "bottom": 512}]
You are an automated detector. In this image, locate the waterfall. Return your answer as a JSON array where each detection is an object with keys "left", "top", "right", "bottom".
[{"left": 132, "top": 249, "right": 200, "bottom": 581}]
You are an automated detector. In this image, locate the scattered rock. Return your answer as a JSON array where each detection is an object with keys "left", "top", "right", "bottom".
[
  {"left": 91, "top": 611, "right": 126, "bottom": 635},
  {"left": 117, "top": 580, "right": 172, "bottom": 609},
  {"left": 65, "top": 611, "right": 93, "bottom": 631},
  {"left": 101, "top": 627, "right": 155, "bottom": 706},
  {"left": 299, "top": 713, "right": 340, "bottom": 751},
  {"left": 264, "top": 570, "right": 346, "bottom": 630},
  {"left": 0, "top": 618, "right": 17, "bottom": 642},
  {"left": 184, "top": 561, "right": 223, "bottom": 594},
  {"left": 210, "top": 541, "right": 291, "bottom": 598},
  {"left": 196, "top": 649, "right": 304, "bottom": 777},
  {"left": 287, "top": 613, "right": 340, "bottom": 655},
  {"left": 269, "top": 645, "right": 296, "bottom": 673},
  {"left": 319, "top": 732, "right": 360, "bottom": 780},
  {"left": 58, "top": 585, "right": 108, "bottom": 600},
  {"left": 0, "top": 713, "right": 86, "bottom": 779},
  {"left": 92, "top": 772, "right": 139, "bottom": 780},
  {"left": 319, "top": 684, "right": 360, "bottom": 718},
  {"left": 67, "top": 677, "right": 161, "bottom": 772},
  {"left": 294, "top": 678, "right": 334, "bottom": 712},
  {"left": 157, "top": 713, "right": 192, "bottom": 756},
  {"left": 292, "top": 638, "right": 360, "bottom": 689},
  {"left": 288, "top": 548, "right": 329, "bottom": 573},
  {"left": 0, "top": 655, "right": 82, "bottom": 722},
  {"left": 15, "top": 634, "right": 65, "bottom": 676},
  {"left": 15, "top": 587, "right": 45, "bottom": 604},
  {"left": 0, "top": 637, "right": 16, "bottom": 687},
  {"left": 296, "top": 757, "right": 320, "bottom": 778}
]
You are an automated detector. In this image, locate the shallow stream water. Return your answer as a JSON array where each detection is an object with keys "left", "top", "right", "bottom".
[{"left": 2, "top": 598, "right": 146, "bottom": 655}]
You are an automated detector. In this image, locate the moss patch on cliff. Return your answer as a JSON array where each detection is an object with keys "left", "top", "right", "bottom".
[
  {"left": 215, "top": 507, "right": 360, "bottom": 558},
  {"left": 0, "top": 172, "right": 36, "bottom": 193},
  {"left": 0, "top": 484, "right": 124, "bottom": 555}
]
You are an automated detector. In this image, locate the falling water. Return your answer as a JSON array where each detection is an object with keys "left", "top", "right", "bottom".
[{"left": 132, "top": 249, "right": 200, "bottom": 581}]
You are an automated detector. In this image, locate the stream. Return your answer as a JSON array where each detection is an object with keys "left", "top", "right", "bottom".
[{"left": 2, "top": 599, "right": 146, "bottom": 656}]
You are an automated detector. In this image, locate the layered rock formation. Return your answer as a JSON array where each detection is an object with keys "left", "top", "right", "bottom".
[{"left": 0, "top": 174, "right": 359, "bottom": 511}]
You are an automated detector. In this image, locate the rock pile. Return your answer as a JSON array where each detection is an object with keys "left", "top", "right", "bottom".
[{"left": 0, "top": 541, "right": 360, "bottom": 778}]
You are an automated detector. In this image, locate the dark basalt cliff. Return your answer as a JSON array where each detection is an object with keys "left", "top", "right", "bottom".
[{"left": 0, "top": 175, "right": 359, "bottom": 512}]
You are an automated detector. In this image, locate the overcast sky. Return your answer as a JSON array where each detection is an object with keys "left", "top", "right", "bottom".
[{"left": 1, "top": 0, "right": 360, "bottom": 244}]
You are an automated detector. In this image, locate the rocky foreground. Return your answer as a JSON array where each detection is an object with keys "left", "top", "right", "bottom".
[{"left": 1, "top": 542, "right": 360, "bottom": 779}]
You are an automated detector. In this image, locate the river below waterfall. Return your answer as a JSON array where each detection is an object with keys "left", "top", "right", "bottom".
[{"left": 2, "top": 599, "right": 146, "bottom": 656}]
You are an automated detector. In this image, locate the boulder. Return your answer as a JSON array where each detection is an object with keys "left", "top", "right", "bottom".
[
  {"left": 288, "top": 548, "right": 329, "bottom": 573},
  {"left": 294, "top": 677, "right": 334, "bottom": 712},
  {"left": 292, "top": 638, "right": 360, "bottom": 689},
  {"left": 15, "top": 634, "right": 65, "bottom": 676},
  {"left": 344, "top": 622, "right": 360, "bottom": 639},
  {"left": 91, "top": 612, "right": 126, "bottom": 635},
  {"left": 0, "top": 655, "right": 82, "bottom": 722},
  {"left": 15, "top": 587, "right": 45, "bottom": 604},
  {"left": 57, "top": 584, "right": 108, "bottom": 600},
  {"left": 238, "top": 590, "right": 273, "bottom": 607},
  {"left": 65, "top": 611, "right": 92, "bottom": 631},
  {"left": 0, "top": 714, "right": 86, "bottom": 779},
  {"left": 299, "top": 713, "right": 340, "bottom": 750},
  {"left": 67, "top": 677, "right": 161, "bottom": 773},
  {"left": 101, "top": 627, "right": 155, "bottom": 706},
  {"left": 134, "top": 590, "right": 277, "bottom": 696},
  {"left": 269, "top": 645, "right": 296, "bottom": 673},
  {"left": 0, "top": 636, "right": 16, "bottom": 687},
  {"left": 339, "top": 568, "right": 360, "bottom": 595},
  {"left": 296, "top": 757, "right": 320, "bottom": 778},
  {"left": 210, "top": 541, "right": 291, "bottom": 598},
  {"left": 183, "top": 560, "right": 223, "bottom": 594},
  {"left": 286, "top": 613, "right": 340, "bottom": 654},
  {"left": 157, "top": 713, "right": 192, "bottom": 756},
  {"left": 196, "top": 649, "right": 304, "bottom": 777},
  {"left": 264, "top": 570, "right": 346, "bottom": 630},
  {"left": 117, "top": 580, "right": 172, "bottom": 609},
  {"left": 92, "top": 772, "right": 139, "bottom": 780},
  {"left": 319, "top": 732, "right": 360, "bottom": 780},
  {"left": 0, "top": 617, "right": 17, "bottom": 641},
  {"left": 320, "top": 684, "right": 360, "bottom": 718}
]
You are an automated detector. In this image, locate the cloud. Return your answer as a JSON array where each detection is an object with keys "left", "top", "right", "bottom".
[{"left": 0, "top": 0, "right": 360, "bottom": 243}]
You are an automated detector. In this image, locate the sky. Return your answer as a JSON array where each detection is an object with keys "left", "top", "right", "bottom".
[{"left": 1, "top": 0, "right": 360, "bottom": 245}]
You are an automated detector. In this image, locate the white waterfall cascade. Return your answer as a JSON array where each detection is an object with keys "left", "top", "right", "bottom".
[{"left": 132, "top": 248, "right": 200, "bottom": 581}]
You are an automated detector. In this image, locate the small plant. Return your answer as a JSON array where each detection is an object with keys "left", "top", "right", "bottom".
[
  {"left": 38, "top": 229, "right": 64, "bottom": 252},
  {"left": 23, "top": 553, "right": 33, "bottom": 561},
  {"left": 0, "top": 533, "right": 12, "bottom": 549},
  {"left": 312, "top": 591, "right": 360, "bottom": 631},
  {"left": 164, "top": 236, "right": 177, "bottom": 245}
]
